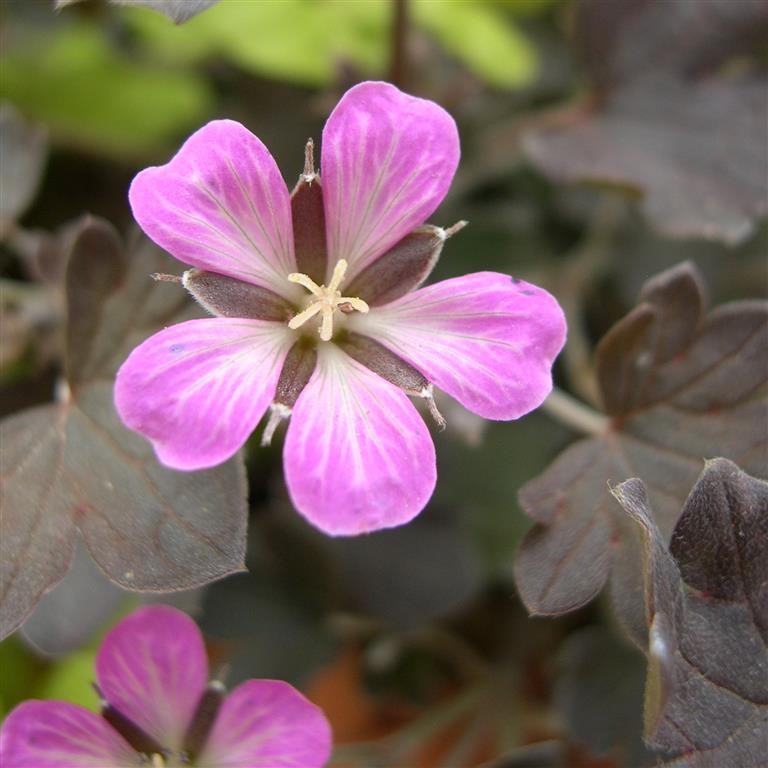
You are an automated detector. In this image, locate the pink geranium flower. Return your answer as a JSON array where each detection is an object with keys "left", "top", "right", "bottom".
[
  {"left": 0, "top": 605, "right": 331, "bottom": 767},
  {"left": 115, "top": 81, "right": 566, "bottom": 535}
]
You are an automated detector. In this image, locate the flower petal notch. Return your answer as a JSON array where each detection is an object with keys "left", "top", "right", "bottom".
[
  {"left": 321, "top": 81, "right": 460, "bottom": 278},
  {"left": 0, "top": 605, "right": 333, "bottom": 768},
  {"left": 128, "top": 119, "right": 296, "bottom": 293},
  {"left": 116, "top": 80, "right": 566, "bottom": 536},
  {"left": 95, "top": 605, "right": 208, "bottom": 751},
  {"left": 198, "top": 680, "right": 332, "bottom": 768}
]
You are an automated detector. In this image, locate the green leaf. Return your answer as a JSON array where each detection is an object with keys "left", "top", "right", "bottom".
[
  {"left": 0, "top": 22, "right": 213, "bottom": 157},
  {"left": 0, "top": 637, "right": 43, "bottom": 720},
  {"left": 34, "top": 649, "right": 100, "bottom": 713},
  {"left": 130, "top": 0, "right": 388, "bottom": 86},
  {"left": 129, "top": 0, "right": 538, "bottom": 89},
  {"left": 414, "top": 0, "right": 538, "bottom": 88}
]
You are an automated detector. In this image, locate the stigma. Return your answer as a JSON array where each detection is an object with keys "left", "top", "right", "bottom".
[{"left": 287, "top": 259, "right": 369, "bottom": 341}]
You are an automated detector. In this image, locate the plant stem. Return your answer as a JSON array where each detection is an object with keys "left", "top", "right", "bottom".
[
  {"left": 540, "top": 387, "right": 609, "bottom": 436},
  {"left": 553, "top": 194, "right": 626, "bottom": 405},
  {"left": 389, "top": 0, "right": 409, "bottom": 89}
]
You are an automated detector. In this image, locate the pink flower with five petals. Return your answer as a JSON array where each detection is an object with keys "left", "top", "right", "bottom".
[
  {"left": 115, "top": 81, "right": 566, "bottom": 535},
  {"left": 0, "top": 605, "right": 332, "bottom": 767}
]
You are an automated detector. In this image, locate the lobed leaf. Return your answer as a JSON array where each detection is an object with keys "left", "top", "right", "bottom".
[
  {"left": 513, "top": 262, "right": 767, "bottom": 641},
  {"left": 20, "top": 542, "right": 123, "bottom": 656},
  {"left": 0, "top": 218, "right": 248, "bottom": 641},
  {"left": 611, "top": 459, "right": 768, "bottom": 765},
  {"left": 0, "top": 104, "right": 47, "bottom": 236},
  {"left": 524, "top": 0, "right": 768, "bottom": 244},
  {"left": 555, "top": 626, "right": 655, "bottom": 766},
  {"left": 331, "top": 504, "right": 484, "bottom": 629}
]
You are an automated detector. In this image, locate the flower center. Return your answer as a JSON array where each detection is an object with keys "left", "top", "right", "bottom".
[
  {"left": 146, "top": 753, "right": 186, "bottom": 768},
  {"left": 287, "top": 259, "right": 369, "bottom": 341}
]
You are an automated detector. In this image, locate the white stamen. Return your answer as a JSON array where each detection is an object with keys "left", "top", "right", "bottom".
[{"left": 287, "top": 259, "right": 369, "bottom": 341}]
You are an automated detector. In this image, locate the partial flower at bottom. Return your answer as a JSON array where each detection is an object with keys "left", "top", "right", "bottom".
[
  {"left": 0, "top": 605, "right": 332, "bottom": 767},
  {"left": 115, "top": 80, "right": 567, "bottom": 536}
]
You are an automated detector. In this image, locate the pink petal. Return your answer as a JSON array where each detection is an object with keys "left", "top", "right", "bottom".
[
  {"left": 321, "top": 81, "right": 459, "bottom": 280},
  {"left": 351, "top": 272, "right": 567, "bottom": 420},
  {"left": 115, "top": 318, "right": 293, "bottom": 470},
  {"left": 95, "top": 605, "right": 207, "bottom": 752},
  {"left": 129, "top": 120, "right": 297, "bottom": 295},
  {"left": 284, "top": 345, "right": 436, "bottom": 535},
  {"left": 197, "top": 680, "right": 332, "bottom": 768},
  {"left": 0, "top": 701, "right": 136, "bottom": 767}
]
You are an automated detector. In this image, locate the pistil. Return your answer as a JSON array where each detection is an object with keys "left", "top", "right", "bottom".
[{"left": 287, "top": 259, "right": 369, "bottom": 341}]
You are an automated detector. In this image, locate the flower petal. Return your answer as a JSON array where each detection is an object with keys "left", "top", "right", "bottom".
[
  {"left": 0, "top": 701, "right": 136, "bottom": 767},
  {"left": 197, "top": 680, "right": 332, "bottom": 768},
  {"left": 284, "top": 344, "right": 436, "bottom": 535},
  {"left": 95, "top": 605, "right": 207, "bottom": 752},
  {"left": 351, "top": 272, "right": 567, "bottom": 420},
  {"left": 129, "top": 120, "right": 296, "bottom": 294},
  {"left": 321, "top": 81, "right": 459, "bottom": 279},
  {"left": 115, "top": 318, "right": 293, "bottom": 470}
]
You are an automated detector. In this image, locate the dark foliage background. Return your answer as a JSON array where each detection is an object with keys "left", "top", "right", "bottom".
[{"left": 1, "top": 1, "right": 766, "bottom": 766}]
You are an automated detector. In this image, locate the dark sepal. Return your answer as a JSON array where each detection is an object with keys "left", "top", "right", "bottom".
[
  {"left": 183, "top": 680, "right": 226, "bottom": 762},
  {"left": 96, "top": 686, "right": 165, "bottom": 756},
  {"left": 183, "top": 268, "right": 295, "bottom": 321},
  {"left": 338, "top": 332, "right": 445, "bottom": 427},
  {"left": 290, "top": 138, "right": 328, "bottom": 285},
  {"left": 261, "top": 340, "right": 318, "bottom": 445},
  {"left": 345, "top": 221, "right": 466, "bottom": 307}
]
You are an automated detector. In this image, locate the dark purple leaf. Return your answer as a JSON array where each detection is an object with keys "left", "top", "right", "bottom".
[
  {"left": 611, "top": 459, "right": 768, "bottom": 765},
  {"left": 199, "top": 516, "right": 336, "bottom": 687},
  {"left": 0, "top": 103, "right": 47, "bottom": 235},
  {"left": 524, "top": 0, "right": 768, "bottom": 244},
  {"left": 514, "top": 262, "right": 767, "bottom": 639},
  {"left": 555, "top": 626, "right": 657, "bottom": 766},
  {"left": 0, "top": 219, "right": 247, "bottom": 641},
  {"left": 20, "top": 541, "right": 123, "bottom": 656},
  {"left": 331, "top": 505, "right": 484, "bottom": 629},
  {"left": 64, "top": 217, "right": 129, "bottom": 388},
  {"left": 65, "top": 223, "right": 194, "bottom": 386}
]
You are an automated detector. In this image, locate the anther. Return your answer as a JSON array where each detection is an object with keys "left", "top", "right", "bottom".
[{"left": 287, "top": 258, "right": 369, "bottom": 341}]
